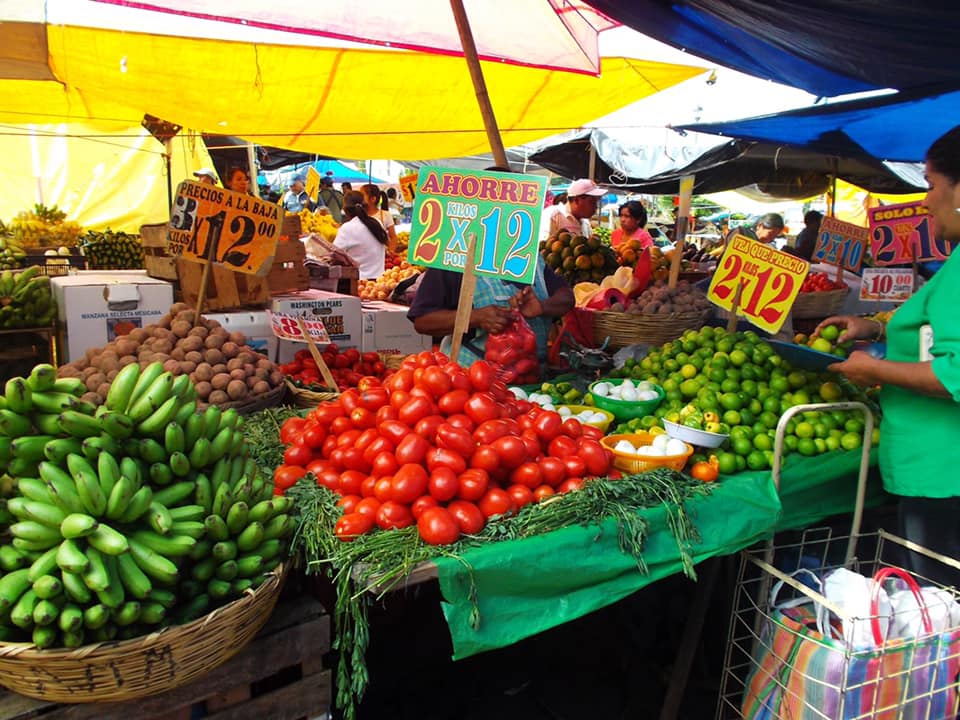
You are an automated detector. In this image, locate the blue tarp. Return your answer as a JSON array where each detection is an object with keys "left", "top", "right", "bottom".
[
  {"left": 262, "top": 159, "right": 387, "bottom": 191},
  {"left": 681, "top": 87, "right": 960, "bottom": 163},
  {"left": 589, "top": 1, "right": 960, "bottom": 98}
]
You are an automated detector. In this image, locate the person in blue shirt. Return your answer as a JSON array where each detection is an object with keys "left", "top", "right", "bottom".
[{"left": 281, "top": 176, "right": 316, "bottom": 214}]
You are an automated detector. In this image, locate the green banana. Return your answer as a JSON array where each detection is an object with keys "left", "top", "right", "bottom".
[
  {"left": 0, "top": 544, "right": 28, "bottom": 571},
  {"left": 139, "top": 601, "right": 166, "bottom": 625},
  {"left": 219, "top": 407, "right": 239, "bottom": 433},
  {"left": 146, "top": 501, "right": 174, "bottom": 536},
  {"left": 105, "top": 474, "right": 137, "bottom": 521},
  {"left": 126, "top": 361, "right": 163, "bottom": 412},
  {"left": 31, "top": 413, "right": 63, "bottom": 435},
  {"left": 170, "top": 520, "right": 204, "bottom": 539},
  {"left": 176, "top": 594, "right": 210, "bottom": 623},
  {"left": 184, "top": 413, "right": 205, "bottom": 449},
  {"left": 116, "top": 552, "right": 152, "bottom": 600},
  {"left": 81, "top": 434, "right": 119, "bottom": 461},
  {"left": 208, "top": 427, "right": 234, "bottom": 464},
  {"left": 0, "top": 409, "right": 32, "bottom": 437},
  {"left": 58, "top": 603, "right": 83, "bottom": 633},
  {"left": 226, "top": 501, "right": 249, "bottom": 535},
  {"left": 168, "top": 451, "right": 191, "bottom": 478},
  {"left": 96, "top": 452, "right": 121, "bottom": 497},
  {"left": 211, "top": 540, "right": 237, "bottom": 562},
  {"left": 26, "top": 364, "right": 57, "bottom": 393},
  {"left": 96, "top": 554, "right": 124, "bottom": 608},
  {"left": 207, "top": 578, "right": 231, "bottom": 599},
  {"left": 39, "top": 461, "right": 85, "bottom": 514},
  {"left": 153, "top": 480, "right": 196, "bottom": 508},
  {"left": 43, "top": 437, "right": 84, "bottom": 464},
  {"left": 129, "top": 530, "right": 195, "bottom": 558},
  {"left": 7, "top": 457, "right": 40, "bottom": 479},
  {"left": 57, "top": 410, "right": 103, "bottom": 438},
  {"left": 11, "top": 435, "right": 55, "bottom": 463},
  {"left": 248, "top": 499, "right": 277, "bottom": 524},
  {"left": 56, "top": 538, "right": 90, "bottom": 575},
  {"left": 139, "top": 438, "right": 166, "bottom": 465},
  {"left": 5, "top": 377, "right": 32, "bottom": 414},
  {"left": 202, "top": 405, "right": 222, "bottom": 439},
  {"left": 62, "top": 570, "right": 92, "bottom": 603},
  {"left": 146, "top": 587, "right": 176, "bottom": 609},
  {"left": 173, "top": 399, "right": 197, "bottom": 427},
  {"left": 60, "top": 513, "right": 99, "bottom": 539},
  {"left": 92, "top": 624, "right": 118, "bottom": 642},
  {"left": 149, "top": 462, "right": 174, "bottom": 487},
  {"left": 120, "top": 456, "right": 143, "bottom": 487},
  {"left": 231, "top": 578, "right": 254, "bottom": 595},
  {"left": 30, "top": 391, "right": 77, "bottom": 415},
  {"left": 105, "top": 361, "right": 141, "bottom": 412},
  {"left": 235, "top": 555, "right": 264, "bottom": 578},
  {"left": 190, "top": 556, "right": 217, "bottom": 582},
  {"left": 137, "top": 396, "right": 181, "bottom": 437},
  {"left": 13, "top": 537, "right": 54, "bottom": 553},
  {"left": 52, "top": 377, "right": 87, "bottom": 396},
  {"left": 204, "top": 514, "right": 230, "bottom": 543},
  {"left": 215, "top": 560, "right": 238, "bottom": 582},
  {"left": 168, "top": 504, "right": 205, "bottom": 522},
  {"left": 100, "top": 411, "right": 135, "bottom": 440},
  {"left": 71, "top": 399, "right": 98, "bottom": 416},
  {"left": 32, "top": 597, "right": 61, "bottom": 626},
  {"left": 32, "top": 625, "right": 58, "bottom": 648},
  {"left": 120, "top": 486, "right": 154, "bottom": 524},
  {"left": 66, "top": 453, "right": 107, "bottom": 516},
  {"left": 211, "top": 482, "right": 232, "bottom": 518},
  {"left": 10, "top": 589, "right": 39, "bottom": 628},
  {"left": 81, "top": 546, "right": 110, "bottom": 592},
  {"left": 32, "top": 574, "right": 62, "bottom": 600},
  {"left": 15, "top": 498, "right": 67, "bottom": 528},
  {"left": 127, "top": 372, "right": 174, "bottom": 422},
  {"left": 188, "top": 539, "right": 212, "bottom": 562},
  {"left": 10, "top": 520, "right": 61, "bottom": 546},
  {"left": 83, "top": 603, "right": 110, "bottom": 630},
  {"left": 0, "top": 568, "right": 32, "bottom": 612},
  {"left": 263, "top": 513, "right": 293, "bottom": 541},
  {"left": 127, "top": 537, "right": 179, "bottom": 585},
  {"left": 164, "top": 422, "right": 185, "bottom": 455},
  {"left": 170, "top": 373, "right": 195, "bottom": 403},
  {"left": 257, "top": 538, "right": 283, "bottom": 561},
  {"left": 194, "top": 473, "right": 212, "bottom": 513},
  {"left": 87, "top": 523, "right": 129, "bottom": 556},
  {"left": 61, "top": 628, "right": 86, "bottom": 648}
]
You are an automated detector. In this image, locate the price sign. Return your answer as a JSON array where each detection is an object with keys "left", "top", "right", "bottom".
[
  {"left": 408, "top": 166, "right": 547, "bottom": 285},
  {"left": 267, "top": 310, "right": 330, "bottom": 344},
  {"left": 398, "top": 172, "right": 418, "bottom": 203},
  {"left": 305, "top": 167, "right": 321, "bottom": 203},
  {"left": 868, "top": 201, "right": 950, "bottom": 266},
  {"left": 859, "top": 267, "right": 913, "bottom": 302},
  {"left": 813, "top": 216, "right": 868, "bottom": 272},
  {"left": 707, "top": 234, "right": 810, "bottom": 334},
  {"left": 168, "top": 181, "right": 282, "bottom": 276}
]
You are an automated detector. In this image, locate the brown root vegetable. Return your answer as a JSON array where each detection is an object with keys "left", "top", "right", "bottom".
[
  {"left": 106, "top": 369, "right": 119, "bottom": 382},
  {"left": 246, "top": 375, "right": 260, "bottom": 390},
  {"left": 155, "top": 314, "right": 173, "bottom": 330},
  {"left": 58, "top": 365, "right": 82, "bottom": 378},
  {"left": 221, "top": 342, "right": 240, "bottom": 360},
  {"left": 208, "top": 389, "right": 229, "bottom": 405},
  {"left": 193, "top": 363, "right": 214, "bottom": 382},
  {"left": 128, "top": 328, "right": 149, "bottom": 344},
  {"left": 211, "top": 363, "right": 228, "bottom": 375},
  {"left": 204, "top": 334, "right": 225, "bottom": 350},
  {"left": 97, "top": 383, "right": 111, "bottom": 399},
  {"left": 114, "top": 339, "right": 138, "bottom": 357},
  {"left": 81, "top": 391, "right": 101, "bottom": 405},
  {"left": 228, "top": 331, "right": 246, "bottom": 346},
  {"left": 229, "top": 368, "right": 246, "bottom": 382},
  {"left": 252, "top": 380, "right": 271, "bottom": 395},
  {"left": 194, "top": 381, "right": 212, "bottom": 400},
  {"left": 153, "top": 327, "right": 173, "bottom": 341},
  {"left": 188, "top": 326, "right": 208, "bottom": 339},
  {"left": 170, "top": 347, "right": 186, "bottom": 362},
  {"left": 169, "top": 302, "right": 190, "bottom": 315},
  {"left": 181, "top": 335, "right": 204, "bottom": 353},
  {"left": 256, "top": 358, "right": 273, "bottom": 371},
  {"left": 226, "top": 380, "right": 248, "bottom": 400},
  {"left": 204, "top": 348, "right": 225, "bottom": 366},
  {"left": 174, "top": 309, "right": 195, "bottom": 323},
  {"left": 152, "top": 339, "right": 174, "bottom": 356},
  {"left": 269, "top": 370, "right": 284, "bottom": 386},
  {"left": 180, "top": 360, "right": 197, "bottom": 375},
  {"left": 237, "top": 351, "right": 256, "bottom": 365},
  {"left": 254, "top": 367, "right": 270, "bottom": 381},
  {"left": 171, "top": 320, "right": 192, "bottom": 338},
  {"left": 211, "top": 373, "right": 231, "bottom": 391},
  {"left": 185, "top": 350, "right": 204, "bottom": 364},
  {"left": 86, "top": 373, "right": 106, "bottom": 392},
  {"left": 163, "top": 359, "right": 181, "bottom": 375},
  {"left": 226, "top": 358, "right": 244, "bottom": 372}
]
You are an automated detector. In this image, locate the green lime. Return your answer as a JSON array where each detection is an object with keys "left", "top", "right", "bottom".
[
  {"left": 738, "top": 408, "right": 755, "bottom": 426},
  {"left": 753, "top": 433, "right": 773, "bottom": 452},
  {"left": 818, "top": 381, "right": 843, "bottom": 403},
  {"left": 769, "top": 375, "right": 789, "bottom": 394},
  {"left": 732, "top": 436, "right": 753, "bottom": 456},
  {"left": 717, "top": 452, "right": 738, "bottom": 475},
  {"left": 811, "top": 337, "right": 834, "bottom": 354},
  {"left": 679, "top": 379, "right": 700, "bottom": 397},
  {"left": 729, "top": 349, "right": 748, "bottom": 366},
  {"left": 844, "top": 418, "right": 865, "bottom": 434},
  {"left": 814, "top": 423, "right": 829, "bottom": 439},
  {"left": 746, "top": 451, "right": 768, "bottom": 471},
  {"left": 825, "top": 436, "right": 841, "bottom": 451},
  {"left": 814, "top": 438, "right": 827, "bottom": 453},
  {"left": 871, "top": 428, "right": 881, "bottom": 447},
  {"left": 784, "top": 435, "right": 799, "bottom": 452},
  {"left": 723, "top": 410, "right": 742, "bottom": 427},
  {"left": 735, "top": 455, "right": 747, "bottom": 472},
  {"left": 787, "top": 371, "right": 807, "bottom": 389},
  {"left": 794, "top": 421, "right": 815, "bottom": 439},
  {"left": 840, "top": 432, "right": 862, "bottom": 450},
  {"left": 763, "top": 396, "right": 781, "bottom": 414},
  {"left": 797, "top": 437, "right": 817, "bottom": 456},
  {"left": 820, "top": 324, "right": 840, "bottom": 342},
  {"left": 719, "top": 392, "right": 743, "bottom": 411},
  {"left": 760, "top": 411, "right": 779, "bottom": 430}
]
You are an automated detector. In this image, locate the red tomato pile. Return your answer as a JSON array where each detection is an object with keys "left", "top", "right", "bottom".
[
  {"left": 273, "top": 352, "right": 614, "bottom": 545},
  {"left": 279, "top": 345, "right": 389, "bottom": 389},
  {"left": 800, "top": 272, "right": 846, "bottom": 293},
  {"left": 485, "top": 314, "right": 539, "bottom": 385}
]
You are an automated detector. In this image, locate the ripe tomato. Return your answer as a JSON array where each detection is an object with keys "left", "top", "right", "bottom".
[
  {"left": 362, "top": 436, "right": 395, "bottom": 465},
  {"left": 395, "top": 433, "right": 430, "bottom": 465},
  {"left": 330, "top": 416, "right": 353, "bottom": 436},
  {"left": 414, "top": 415, "right": 445, "bottom": 443},
  {"left": 438, "top": 389, "right": 469, "bottom": 415},
  {"left": 360, "top": 475, "right": 377, "bottom": 497},
  {"left": 472, "top": 419, "right": 510, "bottom": 445},
  {"left": 389, "top": 390, "right": 411, "bottom": 411},
  {"left": 337, "top": 495, "right": 361, "bottom": 514},
  {"left": 425, "top": 447, "right": 467, "bottom": 475},
  {"left": 446, "top": 413, "right": 475, "bottom": 431},
  {"left": 302, "top": 424, "right": 327, "bottom": 450},
  {"left": 478, "top": 487, "right": 516, "bottom": 519},
  {"left": 470, "top": 444, "right": 500, "bottom": 472},
  {"left": 561, "top": 418, "right": 582, "bottom": 438},
  {"left": 339, "top": 389, "right": 361, "bottom": 414},
  {"left": 457, "top": 468, "right": 489, "bottom": 501},
  {"left": 491, "top": 436, "right": 527, "bottom": 469},
  {"left": 506, "top": 484, "right": 534, "bottom": 509},
  {"left": 464, "top": 393, "right": 500, "bottom": 425},
  {"left": 375, "top": 501, "right": 414, "bottom": 530},
  {"left": 420, "top": 366, "right": 452, "bottom": 397},
  {"left": 283, "top": 444, "right": 314, "bottom": 468},
  {"left": 312, "top": 403, "right": 345, "bottom": 426},
  {"left": 519, "top": 431, "right": 541, "bottom": 460},
  {"left": 357, "top": 376, "right": 382, "bottom": 392},
  {"left": 358, "top": 388, "right": 388, "bottom": 411},
  {"left": 510, "top": 462, "right": 542, "bottom": 489},
  {"left": 374, "top": 477, "right": 394, "bottom": 503},
  {"left": 578, "top": 438, "right": 610, "bottom": 476},
  {"left": 340, "top": 447, "right": 370, "bottom": 473},
  {"left": 533, "top": 411, "right": 563, "bottom": 442},
  {"left": 558, "top": 478, "right": 585, "bottom": 493},
  {"left": 445, "top": 368, "right": 472, "bottom": 393},
  {"left": 538, "top": 457, "right": 566, "bottom": 488},
  {"left": 384, "top": 368, "right": 414, "bottom": 394},
  {"left": 562, "top": 455, "right": 587, "bottom": 478},
  {"left": 375, "top": 405, "right": 398, "bottom": 425},
  {"left": 335, "top": 429, "right": 362, "bottom": 448},
  {"left": 548, "top": 435, "right": 578, "bottom": 458},
  {"left": 320, "top": 435, "right": 338, "bottom": 459},
  {"left": 391, "top": 464, "right": 429, "bottom": 504},
  {"left": 417, "top": 507, "right": 460, "bottom": 545},
  {"left": 468, "top": 361, "right": 494, "bottom": 392},
  {"left": 353, "top": 428, "right": 379, "bottom": 453},
  {"left": 436, "top": 424, "right": 475, "bottom": 457},
  {"left": 411, "top": 495, "right": 439, "bottom": 520},
  {"left": 532, "top": 485, "right": 555, "bottom": 501},
  {"left": 377, "top": 420, "right": 411, "bottom": 446},
  {"left": 447, "top": 500, "right": 485, "bottom": 534},
  {"left": 273, "top": 464, "right": 306, "bottom": 491},
  {"left": 317, "top": 468, "right": 340, "bottom": 491},
  {"left": 334, "top": 512, "right": 374, "bottom": 541},
  {"left": 581, "top": 425, "right": 605, "bottom": 441},
  {"left": 398, "top": 396, "right": 435, "bottom": 426},
  {"left": 349, "top": 407, "right": 376, "bottom": 430},
  {"left": 354, "top": 497, "right": 381, "bottom": 518},
  {"left": 428, "top": 467, "right": 459, "bottom": 502},
  {"left": 306, "top": 458, "right": 331, "bottom": 478},
  {"left": 370, "top": 451, "right": 399, "bottom": 478},
  {"left": 280, "top": 417, "right": 308, "bottom": 445},
  {"left": 338, "top": 470, "right": 366, "bottom": 496}
]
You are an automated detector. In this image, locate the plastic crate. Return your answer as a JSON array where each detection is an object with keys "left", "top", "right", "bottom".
[{"left": 21, "top": 252, "right": 86, "bottom": 277}]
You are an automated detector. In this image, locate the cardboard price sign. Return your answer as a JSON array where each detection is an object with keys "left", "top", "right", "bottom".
[
  {"left": 398, "top": 172, "right": 418, "bottom": 203},
  {"left": 408, "top": 166, "right": 547, "bottom": 285},
  {"left": 859, "top": 267, "right": 913, "bottom": 302},
  {"left": 813, "top": 216, "right": 868, "bottom": 272},
  {"left": 168, "top": 181, "right": 282, "bottom": 276},
  {"left": 707, "top": 234, "right": 810, "bottom": 334},
  {"left": 268, "top": 310, "right": 331, "bottom": 344},
  {"left": 305, "top": 167, "right": 321, "bottom": 203},
  {"left": 868, "top": 201, "right": 950, "bottom": 266}
]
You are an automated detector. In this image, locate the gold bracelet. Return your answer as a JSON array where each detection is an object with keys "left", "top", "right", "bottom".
[{"left": 871, "top": 320, "right": 885, "bottom": 342}]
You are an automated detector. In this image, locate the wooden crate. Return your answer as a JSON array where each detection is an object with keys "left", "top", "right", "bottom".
[
  {"left": 308, "top": 264, "right": 359, "bottom": 297},
  {"left": 140, "top": 223, "right": 178, "bottom": 281},
  {"left": 177, "top": 259, "right": 271, "bottom": 311},
  {"left": 267, "top": 240, "right": 310, "bottom": 296},
  {"left": 0, "top": 596, "right": 331, "bottom": 720}
]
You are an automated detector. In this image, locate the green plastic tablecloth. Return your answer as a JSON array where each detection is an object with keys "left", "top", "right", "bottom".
[{"left": 435, "top": 448, "right": 887, "bottom": 660}]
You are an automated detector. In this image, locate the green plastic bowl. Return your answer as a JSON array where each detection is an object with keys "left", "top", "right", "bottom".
[{"left": 588, "top": 378, "right": 665, "bottom": 421}]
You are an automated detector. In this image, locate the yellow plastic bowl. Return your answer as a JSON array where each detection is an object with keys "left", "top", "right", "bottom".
[
  {"left": 557, "top": 405, "right": 614, "bottom": 432},
  {"left": 601, "top": 432, "right": 694, "bottom": 473}
]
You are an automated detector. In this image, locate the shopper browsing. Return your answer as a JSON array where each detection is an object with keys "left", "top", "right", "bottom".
[
  {"left": 332, "top": 191, "right": 389, "bottom": 280},
  {"left": 361, "top": 183, "right": 398, "bottom": 253}
]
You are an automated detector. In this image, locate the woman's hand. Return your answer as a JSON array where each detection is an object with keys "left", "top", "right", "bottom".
[
  {"left": 814, "top": 315, "right": 883, "bottom": 343},
  {"left": 827, "top": 351, "right": 883, "bottom": 387},
  {"left": 471, "top": 304, "right": 513, "bottom": 334},
  {"left": 509, "top": 287, "right": 543, "bottom": 318}
]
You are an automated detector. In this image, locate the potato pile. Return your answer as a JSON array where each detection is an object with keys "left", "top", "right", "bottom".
[
  {"left": 57, "top": 303, "right": 284, "bottom": 407},
  {"left": 614, "top": 280, "right": 712, "bottom": 315}
]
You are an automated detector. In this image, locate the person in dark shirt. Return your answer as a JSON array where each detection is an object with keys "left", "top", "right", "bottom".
[{"left": 793, "top": 210, "right": 824, "bottom": 261}]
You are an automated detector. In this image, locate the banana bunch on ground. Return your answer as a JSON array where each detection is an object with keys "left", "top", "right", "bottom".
[
  {"left": 298, "top": 208, "right": 339, "bottom": 241},
  {"left": 0, "top": 361, "right": 293, "bottom": 649},
  {"left": 0, "top": 266, "right": 56, "bottom": 329},
  {"left": 79, "top": 230, "right": 144, "bottom": 270},
  {"left": 7, "top": 205, "right": 83, "bottom": 248},
  {"left": 0, "top": 221, "right": 26, "bottom": 270}
]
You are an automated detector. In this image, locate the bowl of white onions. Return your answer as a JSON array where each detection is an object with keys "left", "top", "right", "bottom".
[{"left": 588, "top": 378, "right": 664, "bottom": 421}]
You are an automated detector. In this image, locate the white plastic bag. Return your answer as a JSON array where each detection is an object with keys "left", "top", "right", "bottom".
[
  {"left": 888, "top": 586, "right": 960, "bottom": 640},
  {"left": 823, "top": 567, "right": 892, "bottom": 649}
]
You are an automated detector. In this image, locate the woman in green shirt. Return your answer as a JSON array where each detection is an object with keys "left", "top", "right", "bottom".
[{"left": 816, "top": 125, "right": 960, "bottom": 586}]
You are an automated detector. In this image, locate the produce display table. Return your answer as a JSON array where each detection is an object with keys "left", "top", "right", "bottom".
[{"left": 434, "top": 448, "right": 884, "bottom": 660}]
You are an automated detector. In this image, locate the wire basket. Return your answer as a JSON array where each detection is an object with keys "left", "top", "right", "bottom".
[
  {"left": 285, "top": 378, "right": 339, "bottom": 408},
  {"left": 590, "top": 308, "right": 712, "bottom": 350},
  {"left": 600, "top": 432, "right": 693, "bottom": 473},
  {"left": 717, "top": 529, "right": 960, "bottom": 720},
  {"left": 196, "top": 381, "right": 286, "bottom": 415},
  {"left": 0, "top": 564, "right": 287, "bottom": 703}
]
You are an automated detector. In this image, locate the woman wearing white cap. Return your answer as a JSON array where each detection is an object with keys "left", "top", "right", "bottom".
[{"left": 539, "top": 178, "right": 605, "bottom": 243}]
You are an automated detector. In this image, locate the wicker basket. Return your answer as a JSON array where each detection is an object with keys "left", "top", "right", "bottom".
[
  {"left": 590, "top": 308, "right": 712, "bottom": 350},
  {"left": 285, "top": 378, "right": 339, "bottom": 408},
  {"left": 0, "top": 564, "right": 286, "bottom": 703},
  {"left": 790, "top": 287, "right": 850, "bottom": 319},
  {"left": 197, "top": 381, "right": 286, "bottom": 415}
]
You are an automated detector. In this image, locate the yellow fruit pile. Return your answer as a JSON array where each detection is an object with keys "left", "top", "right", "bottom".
[
  {"left": 395, "top": 231, "right": 410, "bottom": 254},
  {"left": 359, "top": 262, "right": 422, "bottom": 301},
  {"left": 8, "top": 204, "right": 82, "bottom": 248},
  {"left": 298, "top": 209, "right": 339, "bottom": 242}
]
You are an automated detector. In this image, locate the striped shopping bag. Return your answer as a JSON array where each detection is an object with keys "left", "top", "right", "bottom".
[{"left": 742, "top": 583, "right": 960, "bottom": 719}]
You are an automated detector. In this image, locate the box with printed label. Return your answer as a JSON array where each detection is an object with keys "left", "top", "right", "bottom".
[
  {"left": 204, "top": 310, "right": 277, "bottom": 361},
  {"left": 362, "top": 300, "right": 431, "bottom": 356},
  {"left": 52, "top": 271, "right": 174, "bottom": 362},
  {"left": 271, "top": 289, "right": 362, "bottom": 363}
]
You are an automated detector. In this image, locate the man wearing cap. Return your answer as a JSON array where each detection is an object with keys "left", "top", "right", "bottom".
[
  {"left": 281, "top": 176, "right": 316, "bottom": 214},
  {"left": 539, "top": 178, "right": 605, "bottom": 244},
  {"left": 192, "top": 168, "right": 218, "bottom": 186},
  {"left": 319, "top": 175, "right": 344, "bottom": 223}
]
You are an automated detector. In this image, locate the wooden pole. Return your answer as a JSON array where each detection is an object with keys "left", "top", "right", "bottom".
[
  {"left": 193, "top": 235, "right": 219, "bottom": 326},
  {"left": 450, "top": 234, "right": 478, "bottom": 362},
  {"left": 669, "top": 175, "right": 695, "bottom": 289},
  {"left": 450, "top": 0, "right": 509, "bottom": 169},
  {"left": 727, "top": 280, "right": 744, "bottom": 334},
  {"left": 246, "top": 144, "right": 260, "bottom": 199},
  {"left": 297, "top": 317, "right": 339, "bottom": 391}
]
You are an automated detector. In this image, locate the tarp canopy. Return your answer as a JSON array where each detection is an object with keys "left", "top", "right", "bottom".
[
  {"left": 0, "top": 1, "right": 705, "bottom": 159},
  {"left": 529, "top": 128, "right": 925, "bottom": 198},
  {"left": 680, "top": 87, "right": 960, "bottom": 164},
  {"left": 586, "top": 0, "right": 960, "bottom": 97}
]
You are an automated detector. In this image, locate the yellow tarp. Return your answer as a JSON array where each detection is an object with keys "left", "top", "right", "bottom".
[
  {"left": 0, "top": 24, "right": 705, "bottom": 159},
  {"left": 0, "top": 123, "right": 214, "bottom": 232}
]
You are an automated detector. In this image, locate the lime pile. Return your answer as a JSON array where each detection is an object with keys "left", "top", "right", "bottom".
[
  {"left": 794, "top": 324, "right": 853, "bottom": 358},
  {"left": 608, "top": 326, "right": 878, "bottom": 472}
]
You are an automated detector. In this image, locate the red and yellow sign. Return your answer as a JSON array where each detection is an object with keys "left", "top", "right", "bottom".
[
  {"left": 868, "top": 201, "right": 949, "bottom": 266},
  {"left": 398, "top": 172, "right": 418, "bottom": 204},
  {"left": 708, "top": 234, "right": 810, "bottom": 334},
  {"left": 168, "top": 180, "right": 282, "bottom": 276},
  {"left": 859, "top": 267, "right": 913, "bottom": 302},
  {"left": 813, "top": 216, "right": 868, "bottom": 272},
  {"left": 267, "top": 310, "right": 331, "bottom": 344}
]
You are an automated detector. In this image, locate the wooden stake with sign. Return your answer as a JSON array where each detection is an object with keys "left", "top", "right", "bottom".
[
  {"left": 296, "top": 317, "right": 339, "bottom": 392},
  {"left": 726, "top": 280, "right": 744, "bottom": 334},
  {"left": 450, "top": 234, "right": 478, "bottom": 362},
  {"left": 669, "top": 175, "right": 695, "bottom": 289},
  {"left": 192, "top": 232, "right": 219, "bottom": 326}
]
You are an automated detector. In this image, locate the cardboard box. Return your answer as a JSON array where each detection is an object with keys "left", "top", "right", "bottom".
[
  {"left": 52, "top": 271, "right": 174, "bottom": 363},
  {"left": 204, "top": 310, "right": 277, "bottom": 361},
  {"left": 361, "top": 300, "right": 431, "bottom": 356},
  {"left": 271, "top": 289, "right": 362, "bottom": 363}
]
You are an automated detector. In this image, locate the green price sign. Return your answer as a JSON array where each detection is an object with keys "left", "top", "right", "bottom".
[{"left": 408, "top": 166, "right": 547, "bottom": 285}]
